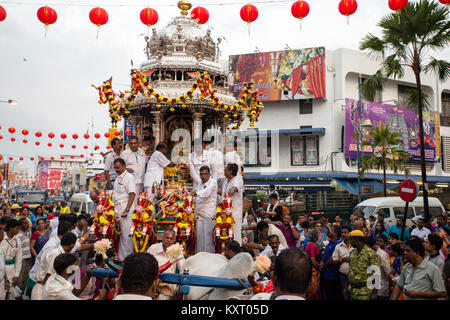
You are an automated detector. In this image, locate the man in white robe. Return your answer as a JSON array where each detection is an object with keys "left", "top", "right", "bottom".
[
  {"left": 192, "top": 166, "right": 217, "bottom": 254},
  {"left": 224, "top": 139, "right": 244, "bottom": 187},
  {"left": 112, "top": 158, "right": 136, "bottom": 262},
  {"left": 222, "top": 163, "right": 244, "bottom": 245},
  {"left": 203, "top": 137, "right": 225, "bottom": 190},
  {"left": 121, "top": 136, "right": 146, "bottom": 194},
  {"left": 189, "top": 139, "right": 211, "bottom": 191},
  {"left": 143, "top": 142, "right": 175, "bottom": 202},
  {"left": 0, "top": 219, "right": 22, "bottom": 291},
  {"left": 104, "top": 138, "right": 123, "bottom": 190}
]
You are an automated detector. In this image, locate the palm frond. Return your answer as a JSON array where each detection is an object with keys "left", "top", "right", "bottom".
[{"left": 424, "top": 57, "right": 450, "bottom": 82}]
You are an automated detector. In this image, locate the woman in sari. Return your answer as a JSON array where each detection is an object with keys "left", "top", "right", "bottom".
[
  {"left": 30, "top": 218, "right": 51, "bottom": 263},
  {"left": 305, "top": 229, "right": 323, "bottom": 300}
]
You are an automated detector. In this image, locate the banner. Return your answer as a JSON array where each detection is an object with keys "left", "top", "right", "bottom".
[
  {"left": 345, "top": 98, "right": 440, "bottom": 162},
  {"left": 228, "top": 47, "right": 326, "bottom": 101},
  {"left": 39, "top": 161, "right": 49, "bottom": 189},
  {"left": 123, "top": 119, "right": 134, "bottom": 145}
]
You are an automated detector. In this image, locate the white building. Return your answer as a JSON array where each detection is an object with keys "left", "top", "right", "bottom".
[{"left": 235, "top": 48, "right": 450, "bottom": 211}]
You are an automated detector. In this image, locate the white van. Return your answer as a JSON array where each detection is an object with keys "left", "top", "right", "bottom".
[
  {"left": 353, "top": 197, "right": 445, "bottom": 227},
  {"left": 69, "top": 193, "right": 94, "bottom": 216}
]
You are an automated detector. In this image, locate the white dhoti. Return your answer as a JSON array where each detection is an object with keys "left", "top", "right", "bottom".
[
  {"left": 115, "top": 199, "right": 134, "bottom": 261},
  {"left": 195, "top": 218, "right": 215, "bottom": 254},
  {"left": 233, "top": 217, "right": 242, "bottom": 245}
]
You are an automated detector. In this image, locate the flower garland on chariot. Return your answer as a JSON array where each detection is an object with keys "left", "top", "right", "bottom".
[{"left": 129, "top": 192, "right": 156, "bottom": 252}]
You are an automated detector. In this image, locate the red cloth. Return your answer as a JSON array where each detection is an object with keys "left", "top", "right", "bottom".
[
  {"left": 305, "top": 242, "right": 319, "bottom": 258},
  {"left": 48, "top": 214, "right": 55, "bottom": 220}
]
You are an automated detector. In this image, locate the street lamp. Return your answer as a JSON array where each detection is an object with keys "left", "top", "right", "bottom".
[{"left": 0, "top": 99, "right": 18, "bottom": 105}]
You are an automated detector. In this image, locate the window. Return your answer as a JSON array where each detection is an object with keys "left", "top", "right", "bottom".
[
  {"left": 291, "top": 136, "right": 319, "bottom": 166},
  {"left": 398, "top": 85, "right": 414, "bottom": 107},
  {"left": 441, "top": 92, "right": 450, "bottom": 126},
  {"left": 414, "top": 207, "right": 444, "bottom": 218},
  {"left": 393, "top": 207, "right": 414, "bottom": 219},
  {"left": 299, "top": 100, "right": 313, "bottom": 114},
  {"left": 242, "top": 133, "right": 271, "bottom": 167},
  {"left": 376, "top": 208, "right": 391, "bottom": 218}
]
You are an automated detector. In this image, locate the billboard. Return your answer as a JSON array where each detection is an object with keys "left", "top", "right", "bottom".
[
  {"left": 345, "top": 98, "right": 440, "bottom": 162},
  {"left": 228, "top": 47, "right": 326, "bottom": 101}
]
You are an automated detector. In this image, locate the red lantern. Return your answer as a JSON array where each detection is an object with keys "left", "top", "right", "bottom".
[
  {"left": 70, "top": 155, "right": 75, "bottom": 159},
  {"left": 94, "top": 145, "right": 99, "bottom": 150},
  {"left": 80, "top": 154, "right": 84, "bottom": 158},
  {"left": 48, "top": 142, "right": 52, "bottom": 147},
  {"left": 106, "top": 146, "right": 111, "bottom": 150},
  {"left": 61, "top": 133, "right": 67, "bottom": 139},
  {"left": 104, "top": 133, "right": 110, "bottom": 138},
  {"left": 240, "top": 4, "right": 258, "bottom": 36},
  {"left": 83, "top": 133, "right": 90, "bottom": 139},
  {"left": 0, "top": 156, "right": 2, "bottom": 161},
  {"left": 89, "top": 7, "right": 108, "bottom": 39},
  {"left": 438, "top": 0, "right": 450, "bottom": 5},
  {"left": 83, "top": 145, "right": 88, "bottom": 149},
  {"left": 339, "top": 0, "right": 358, "bottom": 25},
  {"left": 100, "top": 152, "right": 104, "bottom": 156},
  {"left": 60, "top": 156, "right": 64, "bottom": 159},
  {"left": 35, "top": 141, "right": 40, "bottom": 146},
  {"left": 10, "top": 137, "right": 15, "bottom": 142},
  {"left": 59, "top": 144, "right": 64, "bottom": 148},
  {"left": 90, "top": 153, "right": 94, "bottom": 157},
  {"left": 291, "top": 1, "right": 310, "bottom": 30},
  {"left": 22, "top": 129, "right": 29, "bottom": 136},
  {"left": 40, "top": 157, "right": 44, "bottom": 161},
  {"left": 114, "top": 131, "right": 120, "bottom": 137},
  {"left": 0, "top": 6, "right": 6, "bottom": 22},
  {"left": 37, "top": 6, "right": 57, "bottom": 36},
  {"left": 35, "top": 131, "right": 42, "bottom": 137},
  {"left": 125, "top": 129, "right": 131, "bottom": 135},
  {"left": 48, "top": 132, "right": 55, "bottom": 139},
  {"left": 191, "top": 7, "right": 209, "bottom": 24},
  {"left": 9, "top": 157, "right": 13, "bottom": 161},
  {"left": 23, "top": 139, "right": 28, "bottom": 144},
  {"left": 30, "top": 157, "right": 34, "bottom": 161},
  {"left": 19, "top": 157, "right": 23, "bottom": 161},
  {"left": 8, "top": 127, "right": 15, "bottom": 134},
  {"left": 72, "top": 145, "right": 76, "bottom": 149},
  {"left": 140, "top": 7, "right": 159, "bottom": 34},
  {"left": 72, "top": 133, "right": 79, "bottom": 139},
  {"left": 0, "top": 135, "right": 2, "bottom": 140},
  {"left": 94, "top": 133, "right": 101, "bottom": 139},
  {"left": 51, "top": 157, "right": 54, "bottom": 160},
  {"left": 389, "top": 0, "right": 408, "bottom": 23}
]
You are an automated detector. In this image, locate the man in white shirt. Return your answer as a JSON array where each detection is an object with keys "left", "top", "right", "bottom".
[
  {"left": 0, "top": 219, "right": 22, "bottom": 289},
  {"left": 41, "top": 253, "right": 80, "bottom": 300},
  {"left": 332, "top": 225, "right": 353, "bottom": 295},
  {"left": 114, "top": 252, "right": 159, "bottom": 300},
  {"left": 192, "top": 166, "right": 218, "bottom": 254},
  {"left": 0, "top": 229, "right": 8, "bottom": 300},
  {"left": 221, "top": 163, "right": 244, "bottom": 245},
  {"left": 112, "top": 158, "right": 137, "bottom": 262},
  {"left": 189, "top": 139, "right": 211, "bottom": 191},
  {"left": 144, "top": 142, "right": 175, "bottom": 202},
  {"left": 121, "top": 136, "right": 147, "bottom": 194},
  {"left": 147, "top": 230, "right": 185, "bottom": 299},
  {"left": 260, "top": 235, "right": 286, "bottom": 257},
  {"left": 203, "top": 136, "right": 225, "bottom": 189},
  {"left": 368, "top": 236, "right": 391, "bottom": 299},
  {"left": 411, "top": 218, "right": 431, "bottom": 242},
  {"left": 273, "top": 247, "right": 311, "bottom": 300},
  {"left": 104, "top": 138, "right": 123, "bottom": 190},
  {"left": 224, "top": 140, "right": 244, "bottom": 186}
]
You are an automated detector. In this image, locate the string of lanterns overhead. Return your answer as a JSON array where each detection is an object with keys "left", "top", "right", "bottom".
[{"left": 1, "top": 1, "right": 447, "bottom": 36}]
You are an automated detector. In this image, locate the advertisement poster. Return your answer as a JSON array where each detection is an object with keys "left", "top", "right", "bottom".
[
  {"left": 306, "top": 136, "right": 318, "bottom": 165},
  {"left": 291, "top": 136, "right": 304, "bottom": 165},
  {"left": 345, "top": 98, "right": 440, "bottom": 162},
  {"left": 228, "top": 47, "right": 326, "bottom": 101},
  {"left": 39, "top": 161, "right": 49, "bottom": 189}
]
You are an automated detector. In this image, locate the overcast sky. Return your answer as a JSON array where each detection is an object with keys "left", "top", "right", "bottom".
[{"left": 1, "top": 0, "right": 449, "bottom": 174}]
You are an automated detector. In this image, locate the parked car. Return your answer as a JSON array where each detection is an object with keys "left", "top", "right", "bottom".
[
  {"left": 68, "top": 192, "right": 93, "bottom": 216},
  {"left": 353, "top": 196, "right": 445, "bottom": 227}
]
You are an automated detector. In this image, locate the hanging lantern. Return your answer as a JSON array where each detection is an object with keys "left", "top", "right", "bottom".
[
  {"left": 23, "top": 139, "right": 28, "bottom": 144},
  {"left": 338, "top": 0, "right": 358, "bottom": 25},
  {"left": 104, "top": 133, "right": 110, "bottom": 138},
  {"left": 388, "top": 0, "right": 408, "bottom": 23},
  {"left": 35, "top": 131, "right": 42, "bottom": 137},
  {"left": 125, "top": 129, "right": 131, "bottom": 135},
  {"left": 240, "top": 4, "right": 259, "bottom": 36},
  {"left": 72, "top": 133, "right": 79, "bottom": 139},
  {"left": 90, "top": 153, "right": 94, "bottom": 157},
  {"left": 0, "top": 135, "right": 2, "bottom": 140},
  {"left": 83, "top": 133, "right": 90, "bottom": 139},
  {"left": 22, "top": 129, "right": 29, "bottom": 135},
  {"left": 19, "top": 157, "right": 23, "bottom": 161},
  {"left": 114, "top": 131, "right": 120, "bottom": 137},
  {"left": 61, "top": 133, "right": 67, "bottom": 139},
  {"left": 291, "top": 1, "right": 310, "bottom": 31},
  {"left": 94, "top": 133, "right": 101, "bottom": 139},
  {"left": 30, "top": 157, "right": 34, "bottom": 161},
  {"left": 80, "top": 154, "right": 84, "bottom": 158},
  {"left": 0, "top": 6, "right": 6, "bottom": 22},
  {"left": 48, "top": 142, "right": 53, "bottom": 147},
  {"left": 51, "top": 157, "right": 54, "bottom": 160},
  {"left": 48, "top": 132, "right": 55, "bottom": 139},
  {"left": 35, "top": 141, "right": 40, "bottom": 146},
  {"left": 191, "top": 6, "right": 209, "bottom": 24},
  {"left": 140, "top": 7, "right": 159, "bottom": 35},
  {"left": 83, "top": 145, "right": 88, "bottom": 149},
  {"left": 94, "top": 145, "right": 100, "bottom": 150},
  {"left": 72, "top": 145, "right": 76, "bottom": 149},
  {"left": 100, "top": 152, "right": 104, "bottom": 155},
  {"left": 10, "top": 137, "right": 15, "bottom": 142},
  {"left": 8, "top": 127, "right": 15, "bottom": 134},
  {"left": 37, "top": 6, "right": 57, "bottom": 36},
  {"left": 89, "top": 7, "right": 109, "bottom": 39},
  {"left": 40, "top": 157, "right": 44, "bottom": 161},
  {"left": 60, "top": 144, "right": 64, "bottom": 148},
  {"left": 438, "top": 0, "right": 450, "bottom": 5},
  {"left": 70, "top": 155, "right": 75, "bottom": 159},
  {"left": 0, "top": 156, "right": 2, "bottom": 161},
  {"left": 106, "top": 146, "right": 111, "bottom": 150},
  {"left": 60, "top": 156, "right": 64, "bottom": 159}
]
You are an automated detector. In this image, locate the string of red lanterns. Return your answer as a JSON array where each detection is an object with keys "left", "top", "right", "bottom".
[{"left": 37, "top": 6, "right": 57, "bottom": 36}]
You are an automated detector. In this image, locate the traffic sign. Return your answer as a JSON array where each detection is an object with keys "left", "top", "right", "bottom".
[{"left": 399, "top": 179, "right": 419, "bottom": 203}]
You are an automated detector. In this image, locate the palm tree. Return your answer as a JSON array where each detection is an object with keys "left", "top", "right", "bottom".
[
  {"left": 361, "top": 123, "right": 410, "bottom": 197},
  {"left": 359, "top": 0, "right": 450, "bottom": 222}
]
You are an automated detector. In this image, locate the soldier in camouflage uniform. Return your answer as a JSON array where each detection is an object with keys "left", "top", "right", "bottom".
[{"left": 346, "top": 230, "right": 379, "bottom": 300}]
